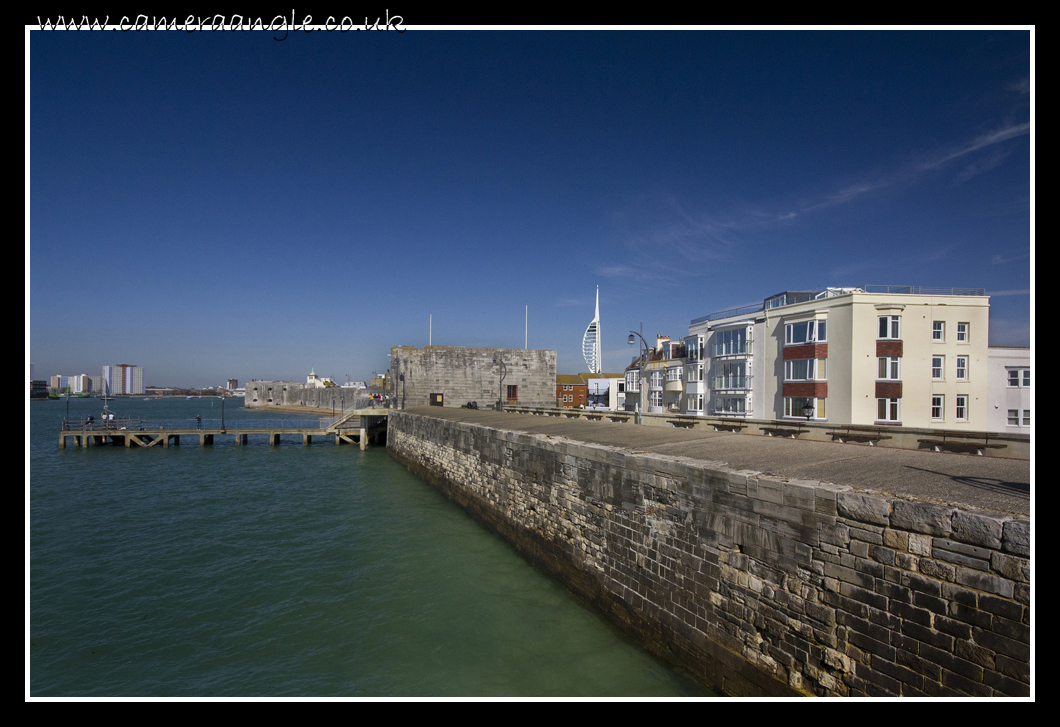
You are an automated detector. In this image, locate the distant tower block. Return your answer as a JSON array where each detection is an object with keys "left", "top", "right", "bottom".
[{"left": 582, "top": 286, "right": 602, "bottom": 374}]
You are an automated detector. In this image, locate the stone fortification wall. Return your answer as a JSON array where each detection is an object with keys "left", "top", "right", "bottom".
[
  {"left": 391, "top": 346, "right": 556, "bottom": 409},
  {"left": 244, "top": 381, "right": 371, "bottom": 410},
  {"left": 387, "top": 411, "right": 1030, "bottom": 697}
]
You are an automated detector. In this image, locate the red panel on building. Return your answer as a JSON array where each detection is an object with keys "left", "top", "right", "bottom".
[
  {"left": 875, "top": 381, "right": 903, "bottom": 398},
  {"left": 876, "top": 341, "right": 904, "bottom": 358},
  {"left": 783, "top": 382, "right": 828, "bottom": 398},
  {"left": 783, "top": 344, "right": 828, "bottom": 360}
]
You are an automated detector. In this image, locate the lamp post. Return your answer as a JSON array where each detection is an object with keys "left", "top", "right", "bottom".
[
  {"left": 492, "top": 358, "right": 507, "bottom": 411},
  {"left": 628, "top": 328, "right": 649, "bottom": 424}
]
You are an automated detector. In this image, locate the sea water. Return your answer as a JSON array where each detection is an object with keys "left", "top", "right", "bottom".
[{"left": 29, "top": 397, "right": 713, "bottom": 697}]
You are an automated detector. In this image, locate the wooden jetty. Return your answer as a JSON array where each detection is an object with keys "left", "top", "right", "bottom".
[{"left": 58, "top": 409, "right": 389, "bottom": 451}]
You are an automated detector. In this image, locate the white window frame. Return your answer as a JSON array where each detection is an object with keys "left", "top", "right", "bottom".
[
  {"left": 956, "top": 322, "right": 969, "bottom": 342},
  {"left": 1007, "top": 368, "right": 1030, "bottom": 387},
  {"left": 784, "top": 319, "right": 827, "bottom": 345},
  {"left": 878, "top": 357, "right": 901, "bottom": 381},
  {"left": 876, "top": 397, "right": 900, "bottom": 423},
  {"left": 931, "top": 395, "right": 944, "bottom": 421},
  {"left": 932, "top": 321, "right": 945, "bottom": 341},
  {"left": 648, "top": 391, "right": 663, "bottom": 408},
  {"left": 625, "top": 370, "right": 641, "bottom": 393},
  {"left": 931, "top": 355, "right": 945, "bottom": 380},
  {"left": 1006, "top": 409, "right": 1030, "bottom": 426},
  {"left": 687, "top": 393, "right": 703, "bottom": 412},
  {"left": 878, "top": 315, "right": 901, "bottom": 340},
  {"left": 666, "top": 366, "right": 682, "bottom": 382},
  {"left": 687, "top": 363, "right": 703, "bottom": 382},
  {"left": 716, "top": 396, "right": 748, "bottom": 415},
  {"left": 956, "top": 356, "right": 968, "bottom": 381},
  {"left": 955, "top": 395, "right": 968, "bottom": 422},
  {"left": 648, "top": 371, "right": 663, "bottom": 389},
  {"left": 785, "top": 358, "right": 826, "bottom": 382},
  {"left": 784, "top": 396, "right": 825, "bottom": 420}
]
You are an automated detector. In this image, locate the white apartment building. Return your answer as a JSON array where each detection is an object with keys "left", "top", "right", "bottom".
[
  {"left": 683, "top": 286, "right": 991, "bottom": 430},
  {"left": 625, "top": 336, "right": 686, "bottom": 414},
  {"left": 986, "top": 347, "right": 1031, "bottom": 433},
  {"left": 103, "top": 364, "right": 145, "bottom": 395}
]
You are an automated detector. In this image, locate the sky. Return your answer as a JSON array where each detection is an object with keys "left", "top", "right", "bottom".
[{"left": 28, "top": 25, "right": 1033, "bottom": 388}]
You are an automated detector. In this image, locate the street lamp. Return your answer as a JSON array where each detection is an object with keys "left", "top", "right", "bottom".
[
  {"left": 802, "top": 400, "right": 815, "bottom": 420},
  {"left": 492, "top": 358, "right": 507, "bottom": 411},
  {"left": 628, "top": 329, "right": 649, "bottom": 423}
]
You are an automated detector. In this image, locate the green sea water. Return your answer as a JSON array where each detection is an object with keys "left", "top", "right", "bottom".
[{"left": 29, "top": 397, "right": 713, "bottom": 697}]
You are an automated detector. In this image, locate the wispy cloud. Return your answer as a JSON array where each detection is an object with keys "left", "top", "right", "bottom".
[
  {"left": 991, "top": 253, "right": 1030, "bottom": 265},
  {"left": 919, "top": 123, "right": 1030, "bottom": 172}
]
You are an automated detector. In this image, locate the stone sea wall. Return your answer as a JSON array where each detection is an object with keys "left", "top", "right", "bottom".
[{"left": 386, "top": 411, "right": 1031, "bottom": 697}]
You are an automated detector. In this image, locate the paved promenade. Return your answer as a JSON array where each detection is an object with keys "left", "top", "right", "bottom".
[{"left": 405, "top": 408, "right": 1031, "bottom": 517}]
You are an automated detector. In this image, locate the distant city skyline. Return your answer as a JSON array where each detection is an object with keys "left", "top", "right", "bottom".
[{"left": 29, "top": 28, "right": 1032, "bottom": 386}]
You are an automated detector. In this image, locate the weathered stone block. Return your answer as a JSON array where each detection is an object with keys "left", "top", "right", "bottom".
[
  {"left": 1001, "top": 519, "right": 1029, "bottom": 557},
  {"left": 890, "top": 501, "right": 954, "bottom": 536},
  {"left": 950, "top": 510, "right": 1008, "bottom": 548},
  {"left": 836, "top": 492, "right": 892, "bottom": 525}
]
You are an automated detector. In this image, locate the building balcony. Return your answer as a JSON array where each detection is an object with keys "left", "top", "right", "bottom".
[
  {"left": 711, "top": 341, "right": 752, "bottom": 357},
  {"left": 712, "top": 376, "right": 750, "bottom": 391}
]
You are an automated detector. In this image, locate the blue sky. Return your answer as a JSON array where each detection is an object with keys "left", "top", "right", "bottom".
[{"left": 28, "top": 27, "right": 1032, "bottom": 387}]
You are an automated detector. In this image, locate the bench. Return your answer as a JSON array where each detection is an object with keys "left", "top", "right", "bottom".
[
  {"left": 917, "top": 433, "right": 1008, "bottom": 456},
  {"left": 828, "top": 426, "right": 894, "bottom": 446},
  {"left": 712, "top": 422, "right": 746, "bottom": 433},
  {"left": 761, "top": 425, "right": 805, "bottom": 439},
  {"left": 667, "top": 419, "right": 697, "bottom": 429}
]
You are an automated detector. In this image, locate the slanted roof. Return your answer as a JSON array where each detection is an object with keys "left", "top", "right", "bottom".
[{"left": 556, "top": 374, "right": 587, "bottom": 386}]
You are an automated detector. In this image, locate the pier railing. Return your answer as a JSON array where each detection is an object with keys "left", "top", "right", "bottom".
[{"left": 61, "top": 417, "right": 342, "bottom": 432}]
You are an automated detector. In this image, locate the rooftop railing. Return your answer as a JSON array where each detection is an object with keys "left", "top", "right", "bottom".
[{"left": 692, "top": 285, "right": 987, "bottom": 325}]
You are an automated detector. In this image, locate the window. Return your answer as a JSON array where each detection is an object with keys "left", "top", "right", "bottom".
[
  {"left": 877, "top": 397, "right": 900, "bottom": 423},
  {"left": 716, "top": 396, "right": 747, "bottom": 415},
  {"left": 666, "top": 367, "right": 682, "bottom": 382},
  {"left": 931, "top": 355, "right": 944, "bottom": 380},
  {"left": 785, "top": 358, "right": 826, "bottom": 381},
  {"left": 713, "top": 327, "right": 750, "bottom": 356},
  {"left": 626, "top": 370, "right": 640, "bottom": 392},
  {"left": 1007, "top": 409, "right": 1030, "bottom": 426},
  {"left": 785, "top": 397, "right": 825, "bottom": 419},
  {"left": 687, "top": 394, "right": 703, "bottom": 412},
  {"left": 648, "top": 371, "right": 663, "bottom": 389},
  {"left": 931, "top": 395, "right": 944, "bottom": 421},
  {"left": 785, "top": 320, "right": 827, "bottom": 345},
  {"left": 648, "top": 391, "right": 663, "bottom": 408},
  {"left": 1007, "top": 368, "right": 1030, "bottom": 387},
  {"left": 686, "top": 336, "right": 703, "bottom": 362},
  {"left": 932, "top": 321, "right": 945, "bottom": 341},
  {"left": 717, "top": 361, "right": 749, "bottom": 388},
  {"left": 956, "top": 356, "right": 968, "bottom": 381},
  {"left": 956, "top": 322, "right": 969, "bottom": 342},
  {"left": 687, "top": 364, "right": 703, "bottom": 382},
  {"left": 878, "top": 357, "right": 901, "bottom": 380},
  {"left": 955, "top": 395, "right": 968, "bottom": 421},
  {"left": 878, "top": 315, "right": 901, "bottom": 340}
]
